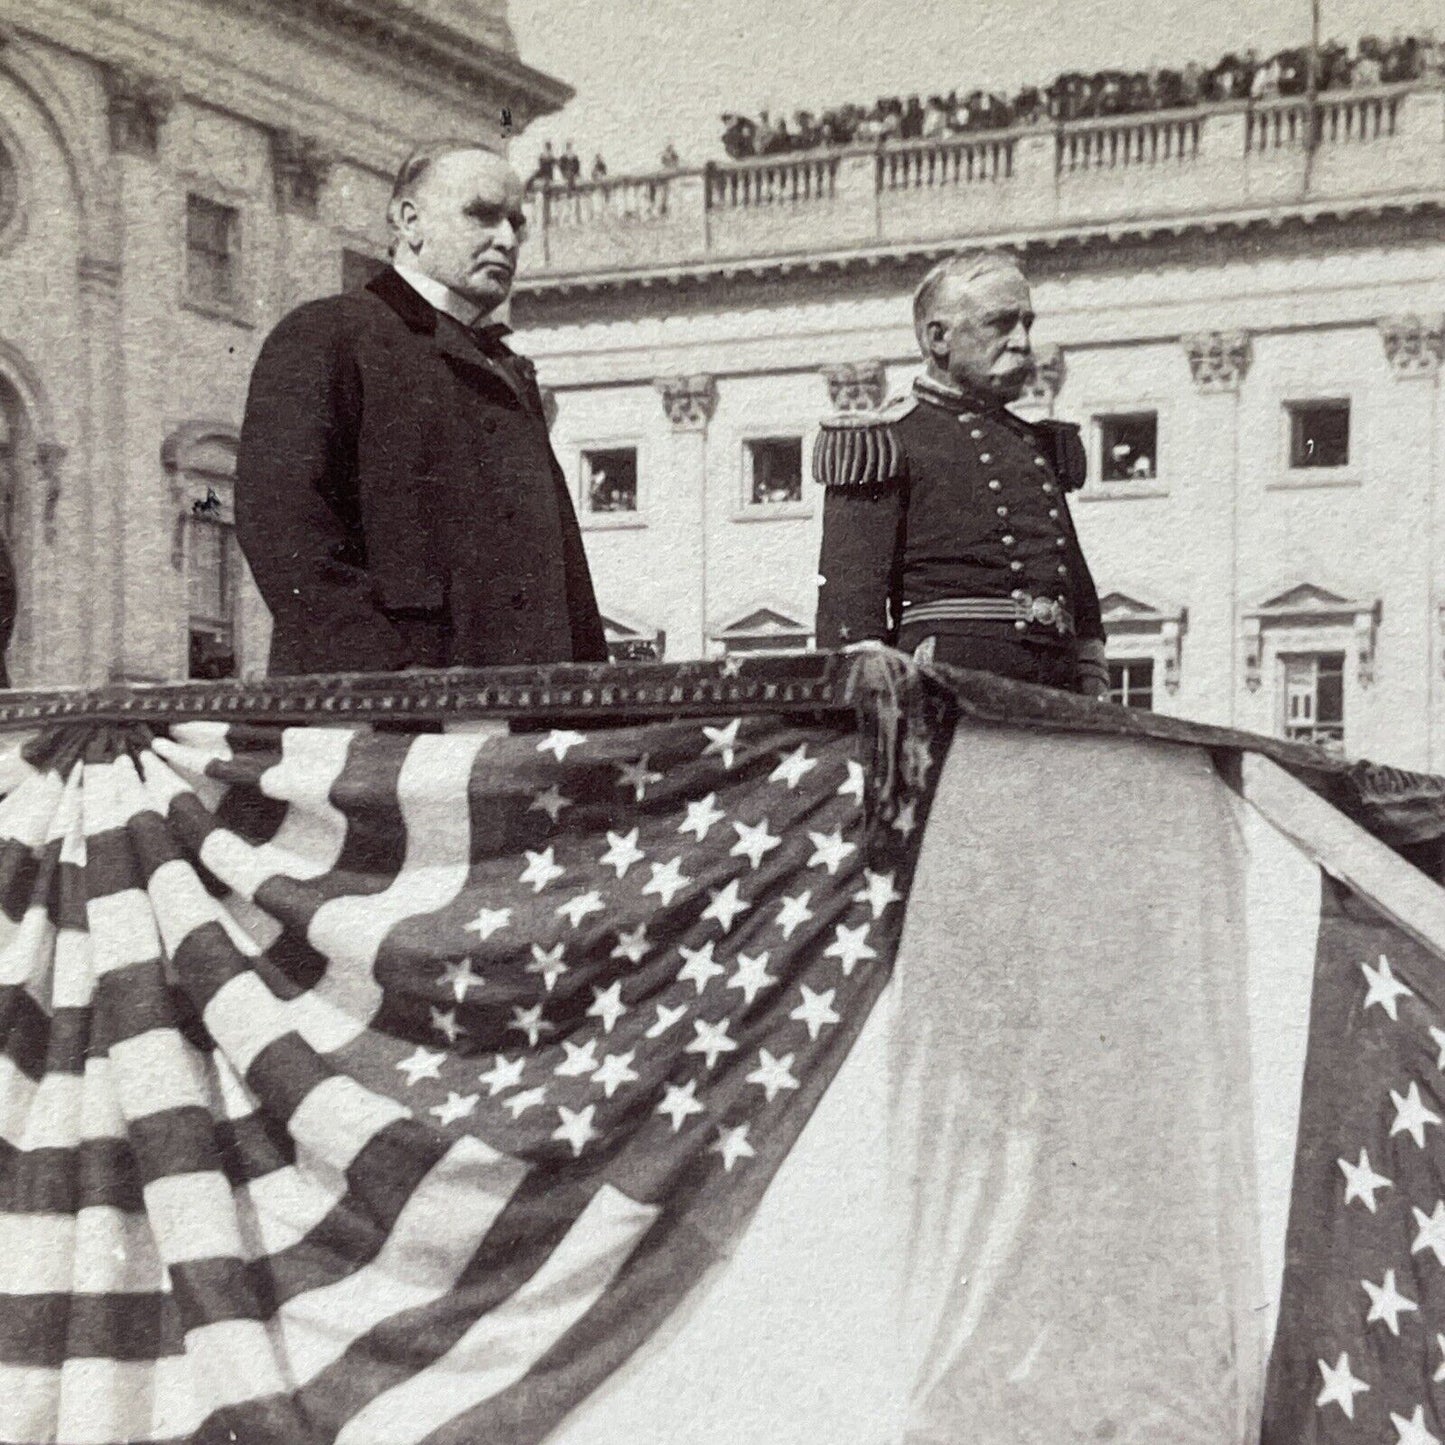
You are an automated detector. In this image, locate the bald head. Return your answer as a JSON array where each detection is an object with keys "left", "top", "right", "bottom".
[
  {"left": 912, "top": 251, "right": 1035, "bottom": 405},
  {"left": 389, "top": 144, "right": 527, "bottom": 312}
]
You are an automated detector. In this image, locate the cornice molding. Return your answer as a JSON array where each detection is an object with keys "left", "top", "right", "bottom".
[{"left": 513, "top": 196, "right": 1445, "bottom": 301}]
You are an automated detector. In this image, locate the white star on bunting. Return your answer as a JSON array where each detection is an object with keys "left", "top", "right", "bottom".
[
  {"left": 770, "top": 744, "right": 818, "bottom": 790},
  {"left": 617, "top": 755, "right": 663, "bottom": 801},
  {"left": 853, "top": 869, "right": 903, "bottom": 919},
  {"left": 678, "top": 941, "right": 725, "bottom": 995},
  {"left": 728, "top": 951, "right": 777, "bottom": 1006},
  {"left": 610, "top": 924, "right": 649, "bottom": 965},
  {"left": 1315, "top": 1351, "right": 1369, "bottom": 1419},
  {"left": 557, "top": 890, "right": 606, "bottom": 927},
  {"left": 1391, "top": 1081, "right": 1441, "bottom": 1148},
  {"left": 807, "top": 828, "right": 856, "bottom": 875},
  {"left": 588, "top": 980, "right": 628, "bottom": 1033},
  {"left": 555, "top": 1039, "right": 600, "bottom": 1077},
  {"left": 1339, "top": 1148, "right": 1391, "bottom": 1212},
  {"left": 642, "top": 857, "right": 691, "bottom": 907},
  {"left": 746, "top": 1048, "right": 800, "bottom": 1102},
  {"left": 592, "top": 1050, "right": 639, "bottom": 1098},
  {"left": 702, "top": 719, "right": 742, "bottom": 769},
  {"left": 1363, "top": 1269, "right": 1418, "bottom": 1336},
  {"left": 465, "top": 907, "right": 512, "bottom": 942},
  {"left": 825, "top": 922, "right": 877, "bottom": 976},
  {"left": 441, "top": 956, "right": 484, "bottom": 1002},
  {"left": 503, "top": 1085, "right": 547, "bottom": 1118},
  {"left": 712, "top": 1123, "right": 755, "bottom": 1172},
  {"left": 537, "top": 729, "right": 587, "bottom": 761},
  {"left": 599, "top": 828, "right": 646, "bottom": 878},
  {"left": 1392, "top": 1405, "right": 1441, "bottom": 1445},
  {"left": 1363, "top": 953, "right": 1414, "bottom": 1021},
  {"left": 838, "top": 759, "right": 866, "bottom": 804},
  {"left": 680, "top": 793, "right": 726, "bottom": 841},
  {"left": 791, "top": 984, "right": 840, "bottom": 1040},
  {"left": 892, "top": 798, "right": 918, "bottom": 838},
  {"left": 530, "top": 785, "right": 572, "bottom": 823},
  {"left": 646, "top": 1002, "right": 688, "bottom": 1038},
  {"left": 686, "top": 1017, "right": 738, "bottom": 1069},
  {"left": 519, "top": 846, "right": 565, "bottom": 893},
  {"left": 478, "top": 1054, "right": 525, "bottom": 1096},
  {"left": 1413, "top": 1200, "right": 1445, "bottom": 1266},
  {"left": 775, "top": 890, "right": 814, "bottom": 939},
  {"left": 527, "top": 942, "right": 568, "bottom": 992},
  {"left": 429, "top": 1006, "right": 463, "bottom": 1045},
  {"left": 730, "top": 818, "right": 782, "bottom": 869},
  {"left": 509, "top": 1003, "right": 553, "bottom": 1047},
  {"left": 429, "top": 1091, "right": 479, "bottom": 1127},
  {"left": 553, "top": 1104, "right": 599, "bottom": 1156},
  {"left": 702, "top": 878, "right": 751, "bottom": 932},
  {"left": 396, "top": 1046, "right": 445, "bottom": 1087},
  {"left": 657, "top": 1079, "right": 706, "bottom": 1132}
]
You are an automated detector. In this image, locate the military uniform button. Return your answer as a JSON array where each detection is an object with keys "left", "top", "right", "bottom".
[
  {"left": 996, "top": 506, "right": 1009, "bottom": 518},
  {"left": 1010, "top": 560, "right": 1024, "bottom": 573},
  {"left": 1034, "top": 456, "right": 1048, "bottom": 467},
  {"left": 1055, "top": 537, "right": 1067, "bottom": 549},
  {"left": 1048, "top": 508, "right": 1060, "bottom": 519},
  {"left": 1042, "top": 482, "right": 1055, "bottom": 494},
  {"left": 970, "top": 428, "right": 984, "bottom": 440},
  {"left": 979, "top": 453, "right": 992, "bottom": 463},
  {"left": 1011, "top": 589, "right": 1025, "bottom": 600},
  {"left": 1002, "top": 534, "right": 1016, "bottom": 547},
  {"left": 987, "top": 479, "right": 1002, "bottom": 492},
  {"left": 1056, "top": 564, "right": 1069, "bottom": 576},
  {"left": 1014, "top": 620, "right": 1028, "bottom": 632}
]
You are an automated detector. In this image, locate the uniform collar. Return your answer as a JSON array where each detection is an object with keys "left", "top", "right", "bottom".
[{"left": 912, "top": 373, "right": 1003, "bottom": 417}]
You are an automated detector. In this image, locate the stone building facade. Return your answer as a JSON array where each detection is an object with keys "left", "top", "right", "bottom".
[
  {"left": 513, "top": 84, "right": 1445, "bottom": 770},
  {"left": 0, "top": 0, "right": 567, "bottom": 687}
]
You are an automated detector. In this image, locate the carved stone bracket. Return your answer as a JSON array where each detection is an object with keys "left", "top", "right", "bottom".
[
  {"left": 821, "top": 360, "right": 886, "bottom": 412},
  {"left": 655, "top": 375, "right": 718, "bottom": 431},
  {"left": 270, "top": 130, "right": 333, "bottom": 217},
  {"left": 100, "top": 63, "right": 175, "bottom": 158},
  {"left": 1378, "top": 313, "right": 1445, "bottom": 381},
  {"left": 1182, "top": 330, "right": 1251, "bottom": 393},
  {"left": 35, "top": 442, "right": 65, "bottom": 547},
  {"left": 1018, "top": 344, "right": 1065, "bottom": 410}
]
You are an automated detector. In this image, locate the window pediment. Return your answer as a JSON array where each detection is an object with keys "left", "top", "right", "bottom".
[
  {"left": 1242, "top": 581, "right": 1379, "bottom": 690},
  {"left": 1099, "top": 592, "right": 1185, "bottom": 695}
]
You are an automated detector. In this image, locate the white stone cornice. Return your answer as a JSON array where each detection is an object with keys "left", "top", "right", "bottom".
[
  {"left": 1378, "top": 313, "right": 1444, "bottom": 380},
  {"left": 655, "top": 375, "right": 718, "bottom": 431},
  {"left": 1182, "top": 330, "right": 1251, "bottom": 393}
]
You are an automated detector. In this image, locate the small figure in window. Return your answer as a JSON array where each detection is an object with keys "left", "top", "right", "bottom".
[{"left": 1129, "top": 452, "right": 1154, "bottom": 480}]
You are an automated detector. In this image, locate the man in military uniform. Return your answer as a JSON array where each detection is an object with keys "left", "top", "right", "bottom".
[{"left": 814, "top": 250, "right": 1108, "bottom": 695}]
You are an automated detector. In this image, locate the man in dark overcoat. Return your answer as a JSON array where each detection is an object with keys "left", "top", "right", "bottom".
[
  {"left": 814, "top": 250, "right": 1108, "bottom": 695},
  {"left": 236, "top": 143, "right": 606, "bottom": 676}
]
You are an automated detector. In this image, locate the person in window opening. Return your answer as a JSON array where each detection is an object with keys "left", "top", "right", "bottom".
[
  {"left": 590, "top": 153, "right": 608, "bottom": 182},
  {"left": 558, "top": 142, "right": 581, "bottom": 188},
  {"left": 814, "top": 249, "right": 1108, "bottom": 695},
  {"left": 235, "top": 141, "right": 607, "bottom": 676}
]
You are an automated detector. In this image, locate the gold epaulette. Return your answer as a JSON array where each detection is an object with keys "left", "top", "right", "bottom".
[{"left": 812, "top": 394, "right": 916, "bottom": 489}]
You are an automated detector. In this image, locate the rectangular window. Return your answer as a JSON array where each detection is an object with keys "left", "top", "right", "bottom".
[
  {"left": 185, "top": 196, "right": 241, "bottom": 310},
  {"left": 745, "top": 437, "right": 804, "bottom": 505},
  {"left": 342, "top": 248, "right": 386, "bottom": 292},
  {"left": 1288, "top": 401, "right": 1350, "bottom": 469},
  {"left": 1281, "top": 652, "right": 1345, "bottom": 749},
  {"left": 187, "top": 516, "right": 238, "bottom": 680},
  {"left": 1107, "top": 658, "right": 1155, "bottom": 710},
  {"left": 1097, "top": 412, "right": 1158, "bottom": 482},
  {"left": 582, "top": 448, "right": 638, "bottom": 513}
]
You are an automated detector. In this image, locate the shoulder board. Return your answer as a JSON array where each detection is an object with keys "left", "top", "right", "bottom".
[
  {"left": 1030, "top": 418, "right": 1087, "bottom": 492},
  {"left": 812, "top": 395, "right": 915, "bottom": 489}
]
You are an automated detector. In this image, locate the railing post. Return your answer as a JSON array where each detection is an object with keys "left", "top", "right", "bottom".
[{"left": 831, "top": 149, "right": 880, "bottom": 240}]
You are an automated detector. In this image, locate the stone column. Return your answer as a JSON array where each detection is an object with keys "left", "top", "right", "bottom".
[
  {"left": 654, "top": 375, "right": 717, "bottom": 659},
  {"left": 1378, "top": 315, "right": 1445, "bottom": 768},
  {"left": 1181, "top": 330, "right": 1250, "bottom": 727}
]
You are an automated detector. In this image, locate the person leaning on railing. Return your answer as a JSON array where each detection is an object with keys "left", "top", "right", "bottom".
[{"left": 814, "top": 250, "right": 1107, "bottom": 698}]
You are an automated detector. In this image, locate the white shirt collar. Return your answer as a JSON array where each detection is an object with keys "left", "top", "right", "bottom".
[{"left": 391, "top": 262, "right": 485, "bottom": 328}]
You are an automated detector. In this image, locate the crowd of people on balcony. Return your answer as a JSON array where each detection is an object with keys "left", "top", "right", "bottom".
[
  {"left": 527, "top": 140, "right": 685, "bottom": 190},
  {"left": 718, "top": 31, "right": 1441, "bottom": 159}
]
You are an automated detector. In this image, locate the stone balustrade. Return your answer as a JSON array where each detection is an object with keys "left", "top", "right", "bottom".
[{"left": 517, "top": 81, "right": 1444, "bottom": 286}]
